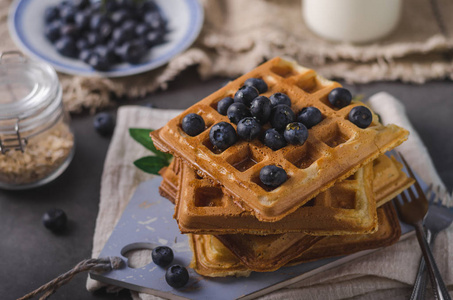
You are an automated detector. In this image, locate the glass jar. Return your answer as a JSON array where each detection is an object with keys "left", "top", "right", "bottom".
[{"left": 0, "top": 51, "right": 75, "bottom": 190}]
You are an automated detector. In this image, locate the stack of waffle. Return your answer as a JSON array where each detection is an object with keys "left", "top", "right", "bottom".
[{"left": 151, "top": 57, "right": 412, "bottom": 277}]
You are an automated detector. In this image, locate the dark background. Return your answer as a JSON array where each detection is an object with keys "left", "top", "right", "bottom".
[{"left": 1, "top": 67, "right": 452, "bottom": 300}]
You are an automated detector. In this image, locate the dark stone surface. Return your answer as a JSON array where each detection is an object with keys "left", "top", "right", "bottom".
[{"left": 1, "top": 67, "right": 452, "bottom": 300}]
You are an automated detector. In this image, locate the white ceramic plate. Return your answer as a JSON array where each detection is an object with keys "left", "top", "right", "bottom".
[{"left": 8, "top": 0, "right": 203, "bottom": 77}]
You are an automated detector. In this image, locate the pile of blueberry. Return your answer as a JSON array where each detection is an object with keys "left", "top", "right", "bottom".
[
  {"left": 44, "top": 0, "right": 167, "bottom": 70},
  {"left": 152, "top": 246, "right": 189, "bottom": 288},
  {"left": 181, "top": 79, "right": 373, "bottom": 188}
]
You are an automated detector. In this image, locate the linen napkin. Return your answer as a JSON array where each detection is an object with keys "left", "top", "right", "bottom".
[{"left": 87, "top": 94, "right": 453, "bottom": 299}]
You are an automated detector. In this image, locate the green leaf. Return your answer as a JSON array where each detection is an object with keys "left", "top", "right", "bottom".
[
  {"left": 133, "top": 156, "right": 169, "bottom": 175},
  {"left": 129, "top": 128, "right": 172, "bottom": 161}
]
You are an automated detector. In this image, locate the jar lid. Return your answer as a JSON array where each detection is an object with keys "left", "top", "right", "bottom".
[{"left": 0, "top": 51, "right": 61, "bottom": 135}]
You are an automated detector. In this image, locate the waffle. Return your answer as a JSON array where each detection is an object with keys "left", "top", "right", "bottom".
[
  {"left": 189, "top": 202, "right": 400, "bottom": 276},
  {"left": 151, "top": 57, "right": 409, "bottom": 222},
  {"left": 160, "top": 155, "right": 411, "bottom": 235}
]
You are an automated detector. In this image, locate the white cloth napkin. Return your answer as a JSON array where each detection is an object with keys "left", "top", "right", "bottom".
[{"left": 87, "top": 93, "right": 452, "bottom": 300}]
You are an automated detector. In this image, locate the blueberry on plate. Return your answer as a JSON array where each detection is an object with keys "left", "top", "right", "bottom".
[
  {"left": 237, "top": 117, "right": 261, "bottom": 141},
  {"left": 144, "top": 11, "right": 166, "bottom": 30},
  {"left": 152, "top": 246, "right": 174, "bottom": 267},
  {"left": 269, "top": 92, "right": 291, "bottom": 107},
  {"left": 181, "top": 113, "right": 205, "bottom": 136},
  {"left": 217, "top": 97, "right": 234, "bottom": 115},
  {"left": 234, "top": 86, "right": 259, "bottom": 107},
  {"left": 87, "top": 52, "right": 110, "bottom": 71},
  {"left": 269, "top": 104, "right": 295, "bottom": 131},
  {"left": 76, "top": 38, "right": 89, "bottom": 51},
  {"left": 259, "top": 165, "right": 287, "bottom": 187},
  {"left": 227, "top": 102, "right": 251, "bottom": 124},
  {"left": 118, "top": 41, "right": 147, "bottom": 64},
  {"left": 209, "top": 122, "right": 238, "bottom": 151},
  {"left": 263, "top": 128, "right": 287, "bottom": 151},
  {"left": 284, "top": 122, "right": 308, "bottom": 145},
  {"left": 250, "top": 96, "right": 271, "bottom": 124},
  {"left": 42, "top": 208, "right": 67, "bottom": 232},
  {"left": 297, "top": 107, "right": 323, "bottom": 129},
  {"left": 45, "top": 21, "right": 61, "bottom": 43},
  {"left": 143, "top": 30, "right": 165, "bottom": 47},
  {"left": 348, "top": 106, "right": 373, "bottom": 128},
  {"left": 244, "top": 78, "right": 268, "bottom": 93},
  {"left": 73, "top": 0, "right": 89, "bottom": 10},
  {"left": 74, "top": 11, "right": 90, "bottom": 30},
  {"left": 60, "top": 24, "right": 79, "bottom": 39},
  {"left": 55, "top": 36, "right": 78, "bottom": 58},
  {"left": 79, "top": 49, "right": 92, "bottom": 64},
  {"left": 121, "top": 20, "right": 138, "bottom": 37},
  {"left": 135, "top": 23, "right": 150, "bottom": 37},
  {"left": 111, "top": 10, "right": 131, "bottom": 26},
  {"left": 59, "top": 5, "right": 76, "bottom": 23},
  {"left": 165, "top": 265, "right": 189, "bottom": 288},
  {"left": 44, "top": 6, "right": 60, "bottom": 24},
  {"left": 93, "top": 112, "right": 116, "bottom": 135},
  {"left": 328, "top": 88, "right": 352, "bottom": 108}
]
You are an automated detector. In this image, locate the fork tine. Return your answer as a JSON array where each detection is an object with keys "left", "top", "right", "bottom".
[{"left": 398, "top": 153, "right": 425, "bottom": 197}]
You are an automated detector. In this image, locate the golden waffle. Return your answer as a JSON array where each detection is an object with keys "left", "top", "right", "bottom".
[
  {"left": 151, "top": 57, "right": 409, "bottom": 222},
  {"left": 190, "top": 203, "right": 401, "bottom": 276},
  {"left": 161, "top": 155, "right": 412, "bottom": 235}
]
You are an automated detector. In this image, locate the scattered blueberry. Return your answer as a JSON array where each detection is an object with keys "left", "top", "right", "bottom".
[
  {"left": 237, "top": 117, "right": 261, "bottom": 141},
  {"left": 209, "top": 122, "right": 238, "bottom": 151},
  {"left": 297, "top": 107, "right": 323, "bottom": 129},
  {"left": 165, "top": 265, "right": 189, "bottom": 289},
  {"left": 227, "top": 102, "right": 251, "bottom": 124},
  {"left": 328, "top": 88, "right": 352, "bottom": 108},
  {"left": 269, "top": 93, "right": 291, "bottom": 107},
  {"left": 348, "top": 106, "right": 373, "bottom": 128},
  {"left": 42, "top": 208, "right": 67, "bottom": 232},
  {"left": 93, "top": 112, "right": 116, "bottom": 136},
  {"left": 152, "top": 246, "right": 174, "bottom": 267},
  {"left": 250, "top": 96, "right": 272, "bottom": 124},
  {"left": 244, "top": 78, "right": 268, "bottom": 93},
  {"left": 259, "top": 165, "right": 287, "bottom": 187},
  {"left": 181, "top": 113, "right": 205, "bottom": 136},
  {"left": 55, "top": 36, "right": 78, "bottom": 58},
  {"left": 234, "top": 86, "right": 259, "bottom": 107},
  {"left": 284, "top": 122, "right": 308, "bottom": 145},
  {"left": 217, "top": 97, "right": 234, "bottom": 116},
  {"left": 263, "top": 128, "right": 287, "bottom": 151},
  {"left": 269, "top": 104, "right": 295, "bottom": 131}
]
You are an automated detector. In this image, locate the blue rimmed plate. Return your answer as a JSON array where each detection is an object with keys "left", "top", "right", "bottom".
[{"left": 8, "top": 0, "right": 203, "bottom": 77}]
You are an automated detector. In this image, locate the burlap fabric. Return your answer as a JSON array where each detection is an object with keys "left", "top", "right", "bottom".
[
  {"left": 1, "top": 0, "right": 453, "bottom": 113},
  {"left": 86, "top": 92, "right": 452, "bottom": 300}
]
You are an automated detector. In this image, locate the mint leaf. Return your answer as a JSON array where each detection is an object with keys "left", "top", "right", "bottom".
[
  {"left": 133, "top": 156, "right": 169, "bottom": 175},
  {"left": 129, "top": 128, "right": 172, "bottom": 161}
]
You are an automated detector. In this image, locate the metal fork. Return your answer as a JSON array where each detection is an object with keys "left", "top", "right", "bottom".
[
  {"left": 411, "top": 186, "right": 453, "bottom": 300},
  {"left": 393, "top": 154, "right": 451, "bottom": 300}
]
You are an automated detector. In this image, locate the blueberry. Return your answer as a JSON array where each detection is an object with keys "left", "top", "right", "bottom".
[
  {"left": 73, "top": 0, "right": 89, "bottom": 9},
  {"left": 269, "top": 104, "right": 295, "bottom": 131},
  {"left": 112, "top": 27, "right": 128, "bottom": 45},
  {"left": 259, "top": 165, "right": 287, "bottom": 187},
  {"left": 348, "top": 106, "right": 373, "bottom": 128},
  {"left": 328, "top": 88, "right": 352, "bottom": 108},
  {"left": 45, "top": 21, "right": 61, "bottom": 43},
  {"left": 143, "top": 30, "right": 165, "bottom": 47},
  {"left": 86, "top": 32, "right": 100, "bottom": 48},
  {"left": 234, "top": 86, "right": 259, "bottom": 107},
  {"left": 44, "top": 6, "right": 60, "bottom": 24},
  {"left": 90, "top": 13, "right": 108, "bottom": 31},
  {"left": 227, "top": 102, "right": 251, "bottom": 124},
  {"left": 79, "top": 49, "right": 92, "bottom": 63},
  {"left": 135, "top": 23, "right": 150, "bottom": 37},
  {"left": 60, "top": 24, "right": 79, "bottom": 39},
  {"left": 74, "top": 12, "right": 90, "bottom": 30},
  {"left": 181, "top": 113, "right": 205, "bottom": 136},
  {"left": 95, "top": 46, "right": 118, "bottom": 64},
  {"left": 209, "top": 122, "right": 238, "bottom": 151},
  {"left": 217, "top": 97, "right": 234, "bottom": 115},
  {"left": 250, "top": 96, "right": 271, "bottom": 124},
  {"left": 297, "top": 107, "right": 323, "bottom": 129},
  {"left": 284, "top": 122, "right": 308, "bottom": 145},
  {"left": 88, "top": 52, "right": 110, "bottom": 71},
  {"left": 139, "top": 1, "right": 159, "bottom": 13},
  {"left": 98, "top": 23, "right": 113, "bottom": 43},
  {"left": 244, "top": 78, "right": 268, "bottom": 93},
  {"left": 59, "top": 5, "right": 75, "bottom": 23},
  {"left": 269, "top": 93, "right": 291, "bottom": 107},
  {"left": 263, "top": 128, "right": 287, "bottom": 150},
  {"left": 76, "top": 38, "right": 89, "bottom": 51},
  {"left": 144, "top": 11, "right": 165, "bottom": 30},
  {"left": 118, "top": 40, "right": 147, "bottom": 64},
  {"left": 111, "top": 10, "right": 131, "bottom": 26},
  {"left": 42, "top": 208, "right": 67, "bottom": 232},
  {"left": 165, "top": 265, "right": 189, "bottom": 289},
  {"left": 55, "top": 36, "right": 78, "bottom": 58},
  {"left": 237, "top": 117, "right": 261, "bottom": 141},
  {"left": 122, "top": 20, "right": 138, "bottom": 37},
  {"left": 152, "top": 246, "right": 174, "bottom": 267},
  {"left": 94, "top": 112, "right": 116, "bottom": 135}
]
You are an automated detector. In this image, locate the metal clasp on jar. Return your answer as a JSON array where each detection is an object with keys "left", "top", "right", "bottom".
[{"left": 0, "top": 118, "right": 28, "bottom": 154}]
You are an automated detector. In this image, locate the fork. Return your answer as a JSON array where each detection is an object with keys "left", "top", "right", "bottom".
[
  {"left": 410, "top": 186, "right": 453, "bottom": 300},
  {"left": 393, "top": 154, "right": 451, "bottom": 300}
]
